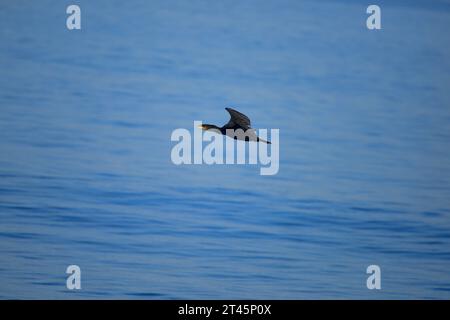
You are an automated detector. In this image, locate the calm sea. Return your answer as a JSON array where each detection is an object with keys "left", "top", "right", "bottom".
[{"left": 1, "top": 0, "right": 450, "bottom": 299}]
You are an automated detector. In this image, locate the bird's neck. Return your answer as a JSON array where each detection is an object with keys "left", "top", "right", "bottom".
[{"left": 218, "top": 125, "right": 227, "bottom": 134}]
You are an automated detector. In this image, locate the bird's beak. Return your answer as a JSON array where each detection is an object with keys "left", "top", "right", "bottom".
[{"left": 197, "top": 124, "right": 204, "bottom": 130}]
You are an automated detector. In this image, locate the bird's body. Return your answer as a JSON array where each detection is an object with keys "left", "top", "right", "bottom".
[{"left": 198, "top": 108, "right": 271, "bottom": 144}]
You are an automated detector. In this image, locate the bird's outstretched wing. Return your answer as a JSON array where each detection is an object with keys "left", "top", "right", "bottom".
[{"left": 224, "top": 107, "right": 251, "bottom": 129}]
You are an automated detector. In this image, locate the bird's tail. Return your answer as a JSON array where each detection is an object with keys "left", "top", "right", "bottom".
[{"left": 257, "top": 137, "right": 271, "bottom": 144}]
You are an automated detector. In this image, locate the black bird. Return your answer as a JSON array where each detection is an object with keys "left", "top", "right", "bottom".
[{"left": 198, "top": 107, "right": 271, "bottom": 144}]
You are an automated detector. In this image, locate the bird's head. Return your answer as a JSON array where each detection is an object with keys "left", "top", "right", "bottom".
[{"left": 197, "top": 124, "right": 220, "bottom": 131}]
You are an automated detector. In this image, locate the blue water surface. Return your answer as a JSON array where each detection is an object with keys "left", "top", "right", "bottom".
[{"left": 1, "top": 0, "right": 450, "bottom": 299}]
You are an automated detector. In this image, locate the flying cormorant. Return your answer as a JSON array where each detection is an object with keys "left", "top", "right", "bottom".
[{"left": 198, "top": 107, "right": 271, "bottom": 144}]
